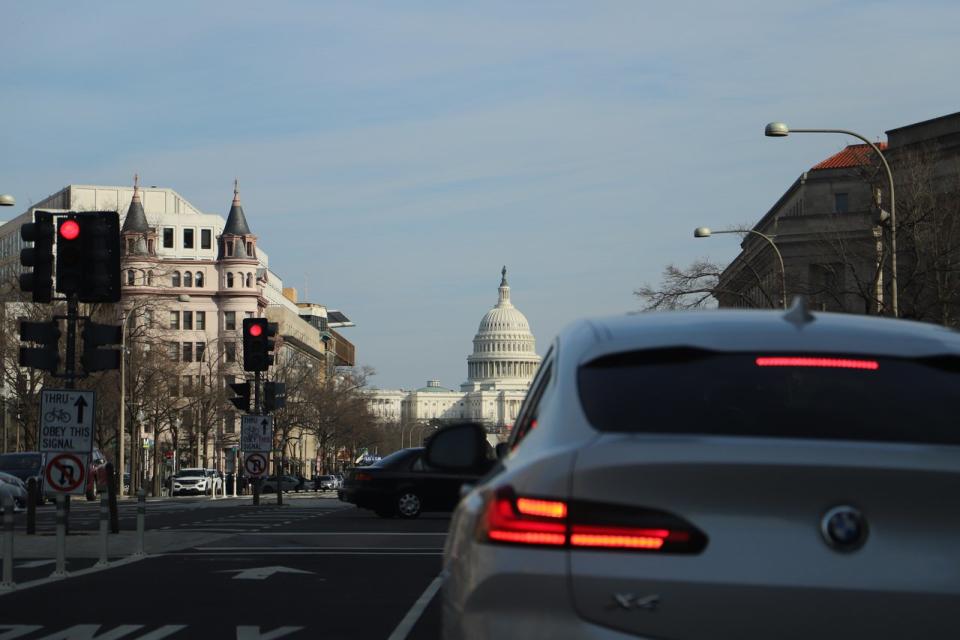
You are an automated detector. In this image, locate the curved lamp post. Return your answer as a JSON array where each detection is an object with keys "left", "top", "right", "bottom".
[
  {"left": 764, "top": 122, "right": 897, "bottom": 317},
  {"left": 695, "top": 226, "right": 787, "bottom": 309},
  {"left": 0, "top": 195, "right": 15, "bottom": 207}
]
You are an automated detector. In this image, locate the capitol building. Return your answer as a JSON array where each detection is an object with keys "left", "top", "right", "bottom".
[{"left": 368, "top": 268, "right": 541, "bottom": 430}]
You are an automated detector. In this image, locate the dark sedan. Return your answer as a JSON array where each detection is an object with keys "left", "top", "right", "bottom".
[{"left": 339, "top": 447, "right": 484, "bottom": 518}]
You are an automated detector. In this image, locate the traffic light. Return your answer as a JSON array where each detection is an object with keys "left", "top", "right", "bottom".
[
  {"left": 19, "top": 211, "right": 55, "bottom": 303},
  {"left": 56, "top": 216, "right": 83, "bottom": 295},
  {"left": 18, "top": 320, "right": 60, "bottom": 373},
  {"left": 80, "top": 320, "right": 122, "bottom": 372},
  {"left": 264, "top": 382, "right": 286, "bottom": 412},
  {"left": 242, "top": 318, "right": 278, "bottom": 372},
  {"left": 78, "top": 212, "right": 121, "bottom": 303},
  {"left": 229, "top": 381, "right": 252, "bottom": 412}
]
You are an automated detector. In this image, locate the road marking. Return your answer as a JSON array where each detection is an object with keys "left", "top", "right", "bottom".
[
  {"left": 218, "top": 566, "right": 317, "bottom": 580},
  {"left": 0, "top": 555, "right": 153, "bottom": 598},
  {"left": 387, "top": 573, "right": 444, "bottom": 640}
]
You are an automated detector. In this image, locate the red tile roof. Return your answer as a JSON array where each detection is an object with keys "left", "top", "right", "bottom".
[{"left": 811, "top": 142, "right": 888, "bottom": 170}]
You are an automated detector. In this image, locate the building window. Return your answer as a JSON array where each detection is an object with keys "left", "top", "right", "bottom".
[
  {"left": 195, "top": 271, "right": 204, "bottom": 287},
  {"left": 126, "top": 270, "right": 135, "bottom": 285},
  {"left": 148, "top": 239, "right": 155, "bottom": 254},
  {"left": 147, "top": 271, "right": 154, "bottom": 286},
  {"left": 246, "top": 242, "right": 253, "bottom": 255},
  {"left": 183, "top": 228, "right": 194, "bottom": 249},
  {"left": 168, "top": 342, "right": 179, "bottom": 361},
  {"left": 835, "top": 192, "right": 849, "bottom": 213},
  {"left": 224, "top": 311, "right": 236, "bottom": 331},
  {"left": 201, "top": 229, "right": 212, "bottom": 250},
  {"left": 182, "top": 375, "right": 193, "bottom": 396},
  {"left": 183, "top": 271, "right": 192, "bottom": 288},
  {"left": 225, "top": 341, "right": 236, "bottom": 363},
  {"left": 224, "top": 411, "right": 236, "bottom": 434},
  {"left": 246, "top": 272, "right": 252, "bottom": 287},
  {"left": 244, "top": 311, "right": 254, "bottom": 319},
  {"left": 196, "top": 342, "right": 206, "bottom": 362},
  {"left": 226, "top": 273, "right": 234, "bottom": 288},
  {"left": 172, "top": 272, "right": 181, "bottom": 287},
  {"left": 169, "top": 311, "right": 180, "bottom": 330},
  {"left": 163, "top": 228, "right": 174, "bottom": 248},
  {"left": 183, "top": 311, "right": 193, "bottom": 330},
  {"left": 126, "top": 238, "right": 136, "bottom": 254},
  {"left": 196, "top": 311, "right": 206, "bottom": 331},
  {"left": 225, "top": 240, "right": 233, "bottom": 257},
  {"left": 182, "top": 343, "right": 193, "bottom": 362},
  {"left": 169, "top": 379, "right": 179, "bottom": 397}
]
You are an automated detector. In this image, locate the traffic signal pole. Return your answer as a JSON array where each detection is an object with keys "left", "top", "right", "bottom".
[{"left": 253, "top": 370, "right": 262, "bottom": 506}]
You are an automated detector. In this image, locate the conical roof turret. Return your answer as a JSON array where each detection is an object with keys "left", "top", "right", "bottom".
[
  {"left": 121, "top": 174, "right": 150, "bottom": 234},
  {"left": 223, "top": 179, "right": 252, "bottom": 235}
]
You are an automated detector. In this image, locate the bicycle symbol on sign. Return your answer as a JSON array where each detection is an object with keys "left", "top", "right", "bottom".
[{"left": 45, "top": 408, "right": 72, "bottom": 423}]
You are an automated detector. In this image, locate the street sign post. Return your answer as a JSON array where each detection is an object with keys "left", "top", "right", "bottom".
[
  {"left": 241, "top": 415, "right": 273, "bottom": 452},
  {"left": 44, "top": 452, "right": 87, "bottom": 495},
  {"left": 38, "top": 389, "right": 95, "bottom": 453},
  {"left": 243, "top": 452, "right": 268, "bottom": 478}
]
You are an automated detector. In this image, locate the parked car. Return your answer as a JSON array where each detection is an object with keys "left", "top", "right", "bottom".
[
  {"left": 426, "top": 303, "right": 960, "bottom": 639},
  {"left": 259, "top": 475, "right": 301, "bottom": 493},
  {"left": 316, "top": 475, "right": 339, "bottom": 491},
  {"left": 0, "top": 471, "right": 28, "bottom": 510},
  {"left": 0, "top": 452, "right": 45, "bottom": 497},
  {"left": 171, "top": 468, "right": 215, "bottom": 496},
  {"left": 339, "top": 447, "right": 485, "bottom": 518}
]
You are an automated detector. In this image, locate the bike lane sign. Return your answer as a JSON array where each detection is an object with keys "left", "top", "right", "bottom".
[{"left": 39, "top": 389, "right": 95, "bottom": 453}]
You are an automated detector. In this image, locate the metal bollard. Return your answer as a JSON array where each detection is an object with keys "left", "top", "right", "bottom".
[
  {"left": 26, "top": 478, "right": 37, "bottom": 535},
  {"left": 52, "top": 494, "right": 67, "bottom": 578},
  {"left": 133, "top": 488, "right": 146, "bottom": 557},
  {"left": 96, "top": 493, "right": 109, "bottom": 566},
  {"left": 1, "top": 494, "right": 14, "bottom": 590}
]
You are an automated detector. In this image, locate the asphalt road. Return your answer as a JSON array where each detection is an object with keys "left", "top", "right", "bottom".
[{"left": 0, "top": 493, "right": 446, "bottom": 639}]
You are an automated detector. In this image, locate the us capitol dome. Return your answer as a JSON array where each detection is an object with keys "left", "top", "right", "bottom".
[
  {"left": 366, "top": 267, "right": 541, "bottom": 430},
  {"left": 461, "top": 266, "right": 541, "bottom": 392}
]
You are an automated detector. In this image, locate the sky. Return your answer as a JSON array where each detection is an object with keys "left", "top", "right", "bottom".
[{"left": 2, "top": 1, "right": 959, "bottom": 389}]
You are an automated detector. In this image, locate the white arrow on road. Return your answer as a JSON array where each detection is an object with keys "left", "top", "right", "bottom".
[{"left": 218, "top": 566, "right": 318, "bottom": 581}]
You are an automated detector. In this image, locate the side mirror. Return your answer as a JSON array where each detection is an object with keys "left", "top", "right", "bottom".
[{"left": 424, "top": 422, "right": 491, "bottom": 471}]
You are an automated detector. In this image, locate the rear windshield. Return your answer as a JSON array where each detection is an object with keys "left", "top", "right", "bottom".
[
  {"left": 372, "top": 449, "right": 420, "bottom": 469},
  {"left": 578, "top": 349, "right": 960, "bottom": 445}
]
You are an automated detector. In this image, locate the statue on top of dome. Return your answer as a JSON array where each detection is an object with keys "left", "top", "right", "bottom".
[{"left": 501, "top": 265, "right": 508, "bottom": 286}]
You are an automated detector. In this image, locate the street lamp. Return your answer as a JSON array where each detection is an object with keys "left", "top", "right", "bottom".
[
  {"left": 695, "top": 226, "right": 787, "bottom": 309},
  {"left": 764, "top": 122, "right": 897, "bottom": 317},
  {"left": 0, "top": 195, "right": 15, "bottom": 207}
]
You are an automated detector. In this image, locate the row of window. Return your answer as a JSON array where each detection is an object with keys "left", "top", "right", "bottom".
[
  {"left": 167, "top": 341, "right": 238, "bottom": 364},
  {"left": 168, "top": 310, "right": 254, "bottom": 331},
  {"left": 162, "top": 227, "right": 213, "bottom": 251}
]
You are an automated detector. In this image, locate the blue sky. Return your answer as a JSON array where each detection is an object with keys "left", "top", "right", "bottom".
[{"left": 2, "top": 1, "right": 959, "bottom": 389}]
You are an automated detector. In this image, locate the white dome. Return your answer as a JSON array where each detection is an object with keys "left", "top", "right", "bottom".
[{"left": 464, "top": 267, "right": 540, "bottom": 391}]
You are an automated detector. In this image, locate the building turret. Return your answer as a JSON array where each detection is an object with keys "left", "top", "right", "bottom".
[
  {"left": 218, "top": 180, "right": 258, "bottom": 260},
  {"left": 121, "top": 174, "right": 156, "bottom": 257}
]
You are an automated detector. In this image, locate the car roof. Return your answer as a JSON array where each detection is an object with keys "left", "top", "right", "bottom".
[{"left": 559, "top": 306, "right": 960, "bottom": 367}]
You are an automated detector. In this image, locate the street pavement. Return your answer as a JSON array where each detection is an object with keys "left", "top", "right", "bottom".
[{"left": 0, "top": 493, "right": 446, "bottom": 639}]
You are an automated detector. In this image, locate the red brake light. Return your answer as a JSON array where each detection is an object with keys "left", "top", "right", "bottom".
[
  {"left": 354, "top": 472, "right": 372, "bottom": 482},
  {"left": 755, "top": 356, "right": 879, "bottom": 370},
  {"left": 480, "top": 487, "right": 705, "bottom": 553}
]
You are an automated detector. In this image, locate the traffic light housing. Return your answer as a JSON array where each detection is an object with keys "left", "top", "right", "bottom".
[
  {"left": 242, "top": 318, "right": 278, "bottom": 372},
  {"left": 78, "top": 212, "right": 121, "bottom": 303},
  {"left": 19, "top": 211, "right": 55, "bottom": 303},
  {"left": 264, "top": 382, "right": 286, "bottom": 412},
  {"left": 229, "top": 381, "right": 252, "bottom": 412},
  {"left": 18, "top": 320, "right": 60, "bottom": 373},
  {"left": 81, "top": 320, "right": 122, "bottom": 372},
  {"left": 55, "top": 216, "right": 83, "bottom": 295}
]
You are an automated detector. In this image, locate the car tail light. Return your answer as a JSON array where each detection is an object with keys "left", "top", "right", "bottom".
[
  {"left": 755, "top": 356, "right": 879, "bottom": 370},
  {"left": 354, "top": 472, "right": 373, "bottom": 482},
  {"left": 479, "top": 487, "right": 706, "bottom": 553}
]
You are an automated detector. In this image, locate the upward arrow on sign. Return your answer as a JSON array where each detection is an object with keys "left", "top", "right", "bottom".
[{"left": 74, "top": 396, "right": 88, "bottom": 423}]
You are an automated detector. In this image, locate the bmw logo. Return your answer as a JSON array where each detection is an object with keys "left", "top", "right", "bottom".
[{"left": 820, "top": 505, "right": 868, "bottom": 551}]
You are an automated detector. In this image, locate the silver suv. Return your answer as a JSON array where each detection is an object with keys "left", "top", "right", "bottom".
[{"left": 427, "top": 302, "right": 960, "bottom": 640}]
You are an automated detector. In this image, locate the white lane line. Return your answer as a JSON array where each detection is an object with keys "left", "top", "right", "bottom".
[
  {"left": 387, "top": 573, "right": 445, "bottom": 640},
  {"left": 0, "top": 554, "right": 154, "bottom": 597}
]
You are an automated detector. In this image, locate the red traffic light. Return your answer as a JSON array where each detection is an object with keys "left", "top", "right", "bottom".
[
  {"left": 59, "top": 219, "right": 80, "bottom": 241},
  {"left": 248, "top": 323, "right": 263, "bottom": 337}
]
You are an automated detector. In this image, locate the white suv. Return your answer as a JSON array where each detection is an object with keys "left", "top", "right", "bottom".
[
  {"left": 427, "top": 302, "right": 960, "bottom": 640},
  {"left": 171, "top": 468, "right": 215, "bottom": 496}
]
